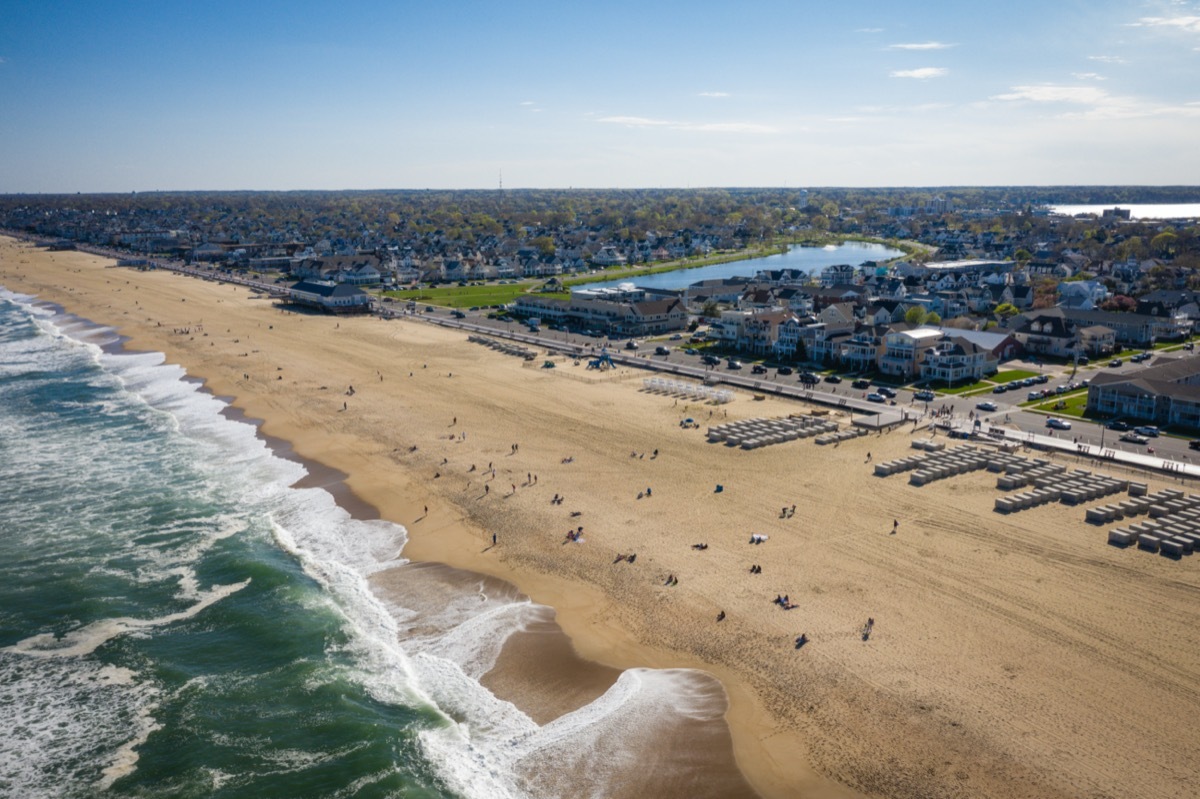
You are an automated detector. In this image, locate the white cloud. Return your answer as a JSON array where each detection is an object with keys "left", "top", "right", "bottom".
[
  {"left": 888, "top": 42, "right": 954, "bottom": 50},
  {"left": 597, "top": 116, "right": 777, "bottom": 133},
  {"left": 1088, "top": 55, "right": 1127, "bottom": 64},
  {"left": 1071, "top": 72, "right": 1106, "bottom": 81},
  {"left": 855, "top": 27, "right": 883, "bottom": 33},
  {"left": 890, "top": 67, "right": 948, "bottom": 79},
  {"left": 992, "top": 85, "right": 1111, "bottom": 104},
  {"left": 520, "top": 101, "right": 535, "bottom": 106},
  {"left": 698, "top": 91, "right": 730, "bottom": 98},
  {"left": 1129, "top": 16, "right": 1200, "bottom": 33},
  {"left": 598, "top": 116, "right": 673, "bottom": 127},
  {"left": 990, "top": 83, "right": 1200, "bottom": 121}
]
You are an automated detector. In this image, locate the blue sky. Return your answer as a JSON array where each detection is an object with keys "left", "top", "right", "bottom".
[{"left": 1, "top": 0, "right": 1198, "bottom": 191}]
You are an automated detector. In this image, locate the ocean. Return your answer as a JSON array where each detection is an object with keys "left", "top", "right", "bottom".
[{"left": 0, "top": 289, "right": 750, "bottom": 799}]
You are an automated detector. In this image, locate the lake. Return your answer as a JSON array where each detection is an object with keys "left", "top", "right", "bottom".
[
  {"left": 583, "top": 241, "right": 905, "bottom": 291},
  {"left": 1048, "top": 203, "right": 1200, "bottom": 220}
]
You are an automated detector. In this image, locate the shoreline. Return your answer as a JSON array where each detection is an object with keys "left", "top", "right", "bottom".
[
  {"left": 6, "top": 235, "right": 1200, "bottom": 799},
  {"left": 1, "top": 239, "right": 783, "bottom": 795}
]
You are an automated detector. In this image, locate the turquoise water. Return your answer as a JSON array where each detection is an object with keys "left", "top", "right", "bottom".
[
  {"left": 0, "top": 290, "right": 740, "bottom": 799},
  {"left": 0, "top": 292, "right": 463, "bottom": 798},
  {"left": 584, "top": 241, "right": 904, "bottom": 291}
]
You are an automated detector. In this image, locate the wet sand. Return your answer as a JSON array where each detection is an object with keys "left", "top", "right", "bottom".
[{"left": 5, "top": 235, "right": 1200, "bottom": 799}]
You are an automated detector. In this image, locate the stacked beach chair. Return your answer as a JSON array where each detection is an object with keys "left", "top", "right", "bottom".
[
  {"left": 706, "top": 415, "right": 838, "bottom": 450},
  {"left": 814, "top": 427, "right": 869, "bottom": 446},
  {"left": 1097, "top": 489, "right": 1200, "bottom": 556},
  {"left": 872, "top": 444, "right": 990, "bottom": 485},
  {"left": 991, "top": 457, "right": 1128, "bottom": 514}
]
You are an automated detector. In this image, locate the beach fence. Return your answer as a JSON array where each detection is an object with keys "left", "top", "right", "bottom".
[
  {"left": 1093, "top": 488, "right": 1200, "bottom": 558},
  {"left": 469, "top": 334, "right": 536, "bottom": 361},
  {"left": 705, "top": 415, "right": 840, "bottom": 450},
  {"left": 642, "top": 377, "right": 734, "bottom": 404}
]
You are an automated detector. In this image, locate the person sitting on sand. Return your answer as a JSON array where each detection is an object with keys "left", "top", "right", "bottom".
[
  {"left": 716, "top": 611, "right": 726, "bottom": 622},
  {"left": 795, "top": 634, "right": 808, "bottom": 648}
]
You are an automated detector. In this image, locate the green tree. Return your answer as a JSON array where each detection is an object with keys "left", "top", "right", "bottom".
[
  {"left": 1151, "top": 231, "right": 1178, "bottom": 257},
  {"left": 926, "top": 311, "right": 941, "bottom": 326},
  {"left": 904, "top": 306, "right": 928, "bottom": 325},
  {"left": 531, "top": 236, "right": 556, "bottom": 257},
  {"left": 993, "top": 302, "right": 1020, "bottom": 318},
  {"left": 1014, "top": 248, "right": 1033, "bottom": 263},
  {"left": 701, "top": 300, "right": 721, "bottom": 319}
]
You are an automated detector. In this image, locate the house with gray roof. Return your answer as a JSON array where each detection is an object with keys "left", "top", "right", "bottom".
[{"left": 1086, "top": 357, "right": 1200, "bottom": 429}]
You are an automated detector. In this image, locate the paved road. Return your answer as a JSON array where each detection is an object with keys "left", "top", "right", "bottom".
[{"left": 68, "top": 243, "right": 1199, "bottom": 474}]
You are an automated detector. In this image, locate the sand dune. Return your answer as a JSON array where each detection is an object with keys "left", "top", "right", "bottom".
[{"left": 4, "top": 235, "right": 1198, "bottom": 799}]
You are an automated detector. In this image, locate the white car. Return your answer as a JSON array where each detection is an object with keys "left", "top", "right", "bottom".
[
  {"left": 1046, "top": 418, "right": 1072, "bottom": 430},
  {"left": 975, "top": 401, "right": 998, "bottom": 412}
]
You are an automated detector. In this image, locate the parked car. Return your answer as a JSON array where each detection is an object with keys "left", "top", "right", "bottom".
[
  {"left": 726, "top": 359, "right": 743, "bottom": 370},
  {"left": 799, "top": 372, "right": 820, "bottom": 385},
  {"left": 866, "top": 393, "right": 886, "bottom": 403},
  {"left": 655, "top": 346, "right": 670, "bottom": 355},
  {"left": 1046, "top": 418, "right": 1072, "bottom": 430},
  {"left": 1134, "top": 425, "right": 1160, "bottom": 437},
  {"left": 1132, "top": 352, "right": 1152, "bottom": 363},
  {"left": 976, "top": 400, "right": 998, "bottom": 412},
  {"left": 824, "top": 374, "right": 842, "bottom": 384},
  {"left": 625, "top": 340, "right": 639, "bottom": 350},
  {"left": 1107, "top": 420, "right": 1130, "bottom": 431},
  {"left": 1120, "top": 432, "right": 1149, "bottom": 444},
  {"left": 1034, "top": 374, "right": 1049, "bottom": 384},
  {"left": 914, "top": 390, "right": 936, "bottom": 401},
  {"left": 992, "top": 385, "right": 1007, "bottom": 394},
  {"left": 1188, "top": 440, "right": 1200, "bottom": 451},
  {"left": 451, "top": 310, "right": 466, "bottom": 318},
  {"left": 776, "top": 366, "right": 794, "bottom": 376},
  {"left": 702, "top": 355, "right": 721, "bottom": 366},
  {"left": 668, "top": 333, "right": 683, "bottom": 340},
  {"left": 1109, "top": 358, "right": 1123, "bottom": 367},
  {"left": 851, "top": 379, "right": 871, "bottom": 389},
  {"left": 876, "top": 387, "right": 897, "bottom": 398},
  {"left": 751, "top": 364, "right": 768, "bottom": 374},
  {"left": 1027, "top": 390, "right": 1045, "bottom": 401}
]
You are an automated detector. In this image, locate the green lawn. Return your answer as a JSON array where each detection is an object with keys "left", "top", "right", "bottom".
[
  {"left": 384, "top": 283, "right": 555, "bottom": 307},
  {"left": 1026, "top": 391, "right": 1090, "bottom": 418},
  {"left": 991, "top": 369, "right": 1040, "bottom": 382},
  {"left": 933, "top": 379, "right": 988, "bottom": 395}
]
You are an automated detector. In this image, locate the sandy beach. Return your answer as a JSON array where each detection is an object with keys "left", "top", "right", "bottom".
[{"left": 4, "top": 235, "right": 1199, "bottom": 799}]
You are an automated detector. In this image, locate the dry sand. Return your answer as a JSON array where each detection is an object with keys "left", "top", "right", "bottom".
[{"left": 4, "top": 235, "right": 1200, "bottom": 799}]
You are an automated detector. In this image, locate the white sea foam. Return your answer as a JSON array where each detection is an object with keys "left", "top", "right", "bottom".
[
  {"left": 0, "top": 288, "right": 737, "bottom": 799},
  {"left": 0, "top": 652, "right": 160, "bottom": 796},
  {"left": 6, "top": 579, "right": 253, "bottom": 658}
]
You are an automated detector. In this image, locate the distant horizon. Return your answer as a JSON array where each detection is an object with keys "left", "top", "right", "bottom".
[{"left": 3, "top": 184, "right": 1200, "bottom": 197}]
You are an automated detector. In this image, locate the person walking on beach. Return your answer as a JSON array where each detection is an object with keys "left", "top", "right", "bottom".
[{"left": 892, "top": 519, "right": 899, "bottom": 534}]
